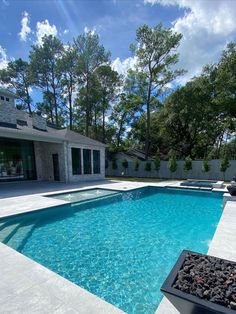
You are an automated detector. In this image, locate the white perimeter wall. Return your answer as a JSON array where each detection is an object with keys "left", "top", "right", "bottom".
[{"left": 106, "top": 159, "right": 236, "bottom": 181}]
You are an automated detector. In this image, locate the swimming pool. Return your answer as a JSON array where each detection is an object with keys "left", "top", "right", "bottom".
[{"left": 0, "top": 187, "right": 223, "bottom": 313}]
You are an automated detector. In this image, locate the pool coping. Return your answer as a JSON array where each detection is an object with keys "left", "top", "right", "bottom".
[{"left": 0, "top": 180, "right": 230, "bottom": 313}]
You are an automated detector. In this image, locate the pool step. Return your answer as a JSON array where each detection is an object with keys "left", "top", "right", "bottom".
[
  {"left": 0, "top": 222, "right": 21, "bottom": 243},
  {"left": 70, "top": 191, "right": 121, "bottom": 207},
  {"left": 6, "top": 221, "right": 38, "bottom": 251},
  {"left": 0, "top": 218, "right": 20, "bottom": 232}
]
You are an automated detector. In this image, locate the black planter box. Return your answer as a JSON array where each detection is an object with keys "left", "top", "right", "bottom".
[
  {"left": 227, "top": 186, "right": 236, "bottom": 196},
  {"left": 161, "top": 250, "right": 236, "bottom": 314}
]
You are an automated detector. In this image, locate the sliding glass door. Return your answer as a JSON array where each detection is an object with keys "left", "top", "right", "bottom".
[{"left": 0, "top": 138, "right": 36, "bottom": 181}]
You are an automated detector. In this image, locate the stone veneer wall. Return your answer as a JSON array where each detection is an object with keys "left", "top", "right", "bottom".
[
  {"left": 67, "top": 143, "right": 105, "bottom": 182},
  {"left": 0, "top": 98, "right": 17, "bottom": 126},
  {"left": 32, "top": 114, "right": 47, "bottom": 131},
  {"left": 34, "top": 141, "right": 67, "bottom": 182},
  {"left": 34, "top": 141, "right": 105, "bottom": 183},
  {"left": 0, "top": 95, "right": 40, "bottom": 128}
]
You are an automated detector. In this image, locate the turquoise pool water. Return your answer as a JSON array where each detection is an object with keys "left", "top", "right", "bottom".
[{"left": 0, "top": 187, "right": 223, "bottom": 313}]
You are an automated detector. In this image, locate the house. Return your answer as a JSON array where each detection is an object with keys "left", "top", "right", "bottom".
[
  {"left": 112, "top": 149, "right": 153, "bottom": 162},
  {"left": 0, "top": 88, "right": 106, "bottom": 182}
]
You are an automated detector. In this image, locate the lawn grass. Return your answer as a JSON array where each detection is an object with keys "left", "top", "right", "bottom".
[{"left": 106, "top": 176, "right": 166, "bottom": 182}]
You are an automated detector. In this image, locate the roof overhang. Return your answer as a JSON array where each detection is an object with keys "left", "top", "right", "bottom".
[
  {"left": 0, "top": 127, "right": 64, "bottom": 143},
  {"left": 0, "top": 88, "right": 18, "bottom": 98}
]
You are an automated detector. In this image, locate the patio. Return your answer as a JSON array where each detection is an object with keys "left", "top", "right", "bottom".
[{"left": 0, "top": 180, "right": 117, "bottom": 199}]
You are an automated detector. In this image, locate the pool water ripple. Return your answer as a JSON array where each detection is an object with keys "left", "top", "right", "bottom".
[{"left": 0, "top": 187, "right": 223, "bottom": 314}]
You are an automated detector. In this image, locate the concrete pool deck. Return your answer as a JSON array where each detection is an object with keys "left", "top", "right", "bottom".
[{"left": 0, "top": 179, "right": 233, "bottom": 313}]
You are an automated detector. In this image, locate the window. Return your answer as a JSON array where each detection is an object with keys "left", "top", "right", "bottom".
[
  {"left": 93, "top": 150, "right": 100, "bottom": 174},
  {"left": 83, "top": 149, "right": 91, "bottom": 174},
  {"left": 0, "top": 96, "right": 4, "bottom": 100},
  {"left": 0, "top": 138, "right": 36, "bottom": 181},
  {"left": 71, "top": 148, "right": 81, "bottom": 175},
  {"left": 6, "top": 97, "right": 9, "bottom": 102}
]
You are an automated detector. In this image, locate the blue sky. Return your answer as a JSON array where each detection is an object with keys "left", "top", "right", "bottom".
[
  {"left": 1, "top": 0, "right": 236, "bottom": 85},
  {"left": 0, "top": 0, "right": 181, "bottom": 60}
]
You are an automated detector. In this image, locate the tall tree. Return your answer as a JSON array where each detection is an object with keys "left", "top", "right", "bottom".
[
  {"left": 58, "top": 44, "right": 80, "bottom": 130},
  {"left": 110, "top": 93, "right": 141, "bottom": 148},
  {"left": 157, "top": 76, "right": 223, "bottom": 158},
  {"left": 214, "top": 42, "right": 236, "bottom": 118},
  {"left": 95, "top": 65, "right": 120, "bottom": 142},
  {"left": 0, "top": 59, "right": 33, "bottom": 113},
  {"left": 130, "top": 24, "right": 184, "bottom": 158},
  {"left": 29, "top": 35, "right": 64, "bottom": 126},
  {"left": 74, "top": 31, "right": 110, "bottom": 136}
]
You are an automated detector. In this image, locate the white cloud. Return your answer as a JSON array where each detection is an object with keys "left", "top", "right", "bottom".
[
  {"left": 144, "top": 0, "right": 236, "bottom": 84},
  {"left": 63, "top": 29, "right": 69, "bottom": 34},
  {"left": 36, "top": 19, "right": 58, "bottom": 45},
  {"left": 111, "top": 56, "right": 137, "bottom": 76},
  {"left": 18, "top": 11, "right": 31, "bottom": 42},
  {"left": 0, "top": 45, "right": 8, "bottom": 70}
]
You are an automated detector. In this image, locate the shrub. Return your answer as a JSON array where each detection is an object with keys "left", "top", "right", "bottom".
[
  {"left": 220, "top": 154, "right": 230, "bottom": 179},
  {"left": 145, "top": 161, "right": 152, "bottom": 171},
  {"left": 202, "top": 159, "right": 210, "bottom": 173},
  {"left": 184, "top": 156, "right": 192, "bottom": 171},
  {"left": 112, "top": 158, "right": 117, "bottom": 170},
  {"left": 122, "top": 159, "right": 128, "bottom": 169},
  {"left": 154, "top": 155, "right": 161, "bottom": 171},
  {"left": 134, "top": 158, "right": 139, "bottom": 171},
  {"left": 168, "top": 154, "right": 177, "bottom": 173}
]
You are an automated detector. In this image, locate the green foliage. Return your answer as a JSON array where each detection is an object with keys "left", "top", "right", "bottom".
[
  {"left": 154, "top": 155, "right": 161, "bottom": 171},
  {"left": 29, "top": 35, "right": 64, "bottom": 126},
  {"left": 184, "top": 156, "right": 192, "bottom": 171},
  {"left": 2, "top": 26, "right": 236, "bottom": 159},
  {"left": 130, "top": 23, "right": 184, "bottom": 157},
  {"left": 168, "top": 154, "right": 177, "bottom": 173},
  {"left": 202, "top": 159, "right": 210, "bottom": 173},
  {"left": 110, "top": 93, "right": 141, "bottom": 148},
  {"left": 220, "top": 154, "right": 230, "bottom": 173},
  {"left": 0, "top": 58, "right": 33, "bottom": 113},
  {"left": 145, "top": 161, "right": 152, "bottom": 171},
  {"left": 73, "top": 31, "right": 110, "bottom": 137},
  {"left": 122, "top": 159, "right": 128, "bottom": 169},
  {"left": 134, "top": 158, "right": 140, "bottom": 171},
  {"left": 112, "top": 158, "right": 117, "bottom": 170}
]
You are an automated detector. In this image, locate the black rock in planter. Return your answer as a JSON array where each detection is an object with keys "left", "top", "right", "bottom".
[
  {"left": 161, "top": 250, "right": 236, "bottom": 314},
  {"left": 227, "top": 185, "right": 236, "bottom": 196}
]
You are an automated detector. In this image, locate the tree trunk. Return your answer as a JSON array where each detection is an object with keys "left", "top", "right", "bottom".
[
  {"left": 69, "top": 91, "right": 73, "bottom": 130},
  {"left": 102, "top": 97, "right": 106, "bottom": 143},
  {"left": 26, "top": 88, "right": 32, "bottom": 114},
  {"left": 145, "top": 79, "right": 152, "bottom": 160},
  {"left": 85, "top": 79, "right": 89, "bottom": 137}
]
